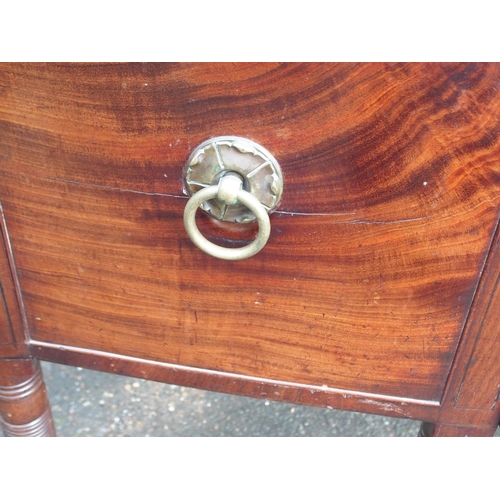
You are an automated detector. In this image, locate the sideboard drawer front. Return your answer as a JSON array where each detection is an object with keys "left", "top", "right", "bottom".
[
  {"left": 2, "top": 170, "right": 496, "bottom": 402},
  {"left": 1, "top": 63, "right": 499, "bottom": 403}
]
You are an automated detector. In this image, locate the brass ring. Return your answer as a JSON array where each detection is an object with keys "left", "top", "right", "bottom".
[{"left": 183, "top": 176, "right": 271, "bottom": 260}]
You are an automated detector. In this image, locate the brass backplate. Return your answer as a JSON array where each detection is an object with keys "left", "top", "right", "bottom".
[{"left": 184, "top": 136, "right": 283, "bottom": 223}]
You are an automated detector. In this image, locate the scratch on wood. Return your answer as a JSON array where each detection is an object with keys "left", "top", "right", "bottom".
[
  {"left": 357, "top": 398, "right": 409, "bottom": 416},
  {"left": 37, "top": 177, "right": 432, "bottom": 225},
  {"left": 276, "top": 210, "right": 358, "bottom": 217},
  {"left": 276, "top": 210, "right": 431, "bottom": 224},
  {"left": 42, "top": 176, "right": 189, "bottom": 199},
  {"left": 327, "top": 216, "right": 432, "bottom": 225},
  {"left": 350, "top": 216, "right": 431, "bottom": 225}
]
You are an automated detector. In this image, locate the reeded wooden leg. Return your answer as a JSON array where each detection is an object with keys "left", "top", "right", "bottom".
[
  {"left": 419, "top": 421, "right": 496, "bottom": 437},
  {"left": 0, "top": 358, "right": 56, "bottom": 437}
]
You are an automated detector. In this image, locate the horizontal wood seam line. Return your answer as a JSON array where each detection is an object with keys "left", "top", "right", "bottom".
[
  {"left": 29, "top": 339, "right": 440, "bottom": 407},
  {"left": 34, "top": 173, "right": 434, "bottom": 222},
  {"left": 42, "top": 175, "right": 189, "bottom": 200}
]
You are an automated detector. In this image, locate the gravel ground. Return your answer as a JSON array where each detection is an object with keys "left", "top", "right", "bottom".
[{"left": 39, "top": 361, "right": 424, "bottom": 437}]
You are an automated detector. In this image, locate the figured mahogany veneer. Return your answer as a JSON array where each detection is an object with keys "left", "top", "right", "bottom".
[{"left": 0, "top": 63, "right": 499, "bottom": 436}]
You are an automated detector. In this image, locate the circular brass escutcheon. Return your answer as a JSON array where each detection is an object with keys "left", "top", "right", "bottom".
[{"left": 184, "top": 136, "right": 283, "bottom": 223}]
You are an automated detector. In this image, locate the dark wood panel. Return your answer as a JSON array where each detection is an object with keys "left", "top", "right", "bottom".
[
  {"left": 30, "top": 341, "right": 440, "bottom": 423},
  {"left": 0, "top": 283, "right": 15, "bottom": 345},
  {"left": 0, "top": 170, "right": 495, "bottom": 401},
  {"left": 0, "top": 203, "right": 28, "bottom": 358},
  {"left": 1, "top": 63, "right": 500, "bottom": 220},
  {"left": 440, "top": 219, "right": 500, "bottom": 420},
  {"left": 1, "top": 63, "right": 499, "bottom": 407}
]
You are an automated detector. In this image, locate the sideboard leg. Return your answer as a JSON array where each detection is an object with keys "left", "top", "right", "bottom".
[
  {"left": 0, "top": 358, "right": 56, "bottom": 437},
  {"left": 418, "top": 421, "right": 496, "bottom": 437}
]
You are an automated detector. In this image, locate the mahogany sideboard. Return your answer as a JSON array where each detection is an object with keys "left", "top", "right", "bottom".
[{"left": 1, "top": 62, "right": 499, "bottom": 437}]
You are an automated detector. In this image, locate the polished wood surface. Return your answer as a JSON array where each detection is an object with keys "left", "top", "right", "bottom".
[
  {"left": 0, "top": 202, "right": 55, "bottom": 436},
  {"left": 0, "top": 202, "right": 29, "bottom": 360},
  {"left": 0, "top": 359, "right": 55, "bottom": 437},
  {"left": 436, "top": 220, "right": 500, "bottom": 431},
  {"left": 1, "top": 63, "right": 499, "bottom": 435}
]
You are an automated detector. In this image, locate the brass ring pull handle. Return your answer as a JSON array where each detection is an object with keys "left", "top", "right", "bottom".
[{"left": 183, "top": 173, "right": 271, "bottom": 260}]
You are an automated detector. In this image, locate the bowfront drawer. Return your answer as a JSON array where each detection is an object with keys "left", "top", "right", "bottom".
[{"left": 1, "top": 63, "right": 499, "bottom": 407}]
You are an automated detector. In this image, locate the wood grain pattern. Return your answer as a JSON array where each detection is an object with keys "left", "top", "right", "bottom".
[
  {"left": 0, "top": 172, "right": 483, "bottom": 401},
  {"left": 0, "top": 202, "right": 54, "bottom": 436},
  {"left": 0, "top": 202, "right": 29, "bottom": 359},
  {"left": 432, "top": 220, "right": 500, "bottom": 430},
  {"left": 1, "top": 63, "right": 499, "bottom": 414},
  {"left": 453, "top": 222, "right": 500, "bottom": 411},
  {"left": 31, "top": 341, "right": 440, "bottom": 423}
]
